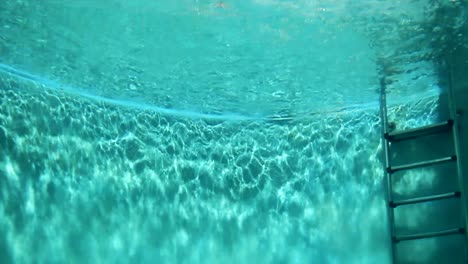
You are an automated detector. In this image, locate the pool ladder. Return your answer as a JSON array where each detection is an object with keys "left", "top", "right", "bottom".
[{"left": 379, "top": 78, "right": 468, "bottom": 263}]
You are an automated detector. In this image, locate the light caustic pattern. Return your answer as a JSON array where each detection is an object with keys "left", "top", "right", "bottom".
[{"left": 0, "top": 76, "right": 441, "bottom": 263}]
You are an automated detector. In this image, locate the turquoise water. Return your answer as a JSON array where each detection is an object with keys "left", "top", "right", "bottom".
[
  {"left": 1, "top": 75, "right": 437, "bottom": 264},
  {"left": 0, "top": 1, "right": 467, "bottom": 263},
  {"left": 0, "top": 0, "right": 450, "bottom": 117}
]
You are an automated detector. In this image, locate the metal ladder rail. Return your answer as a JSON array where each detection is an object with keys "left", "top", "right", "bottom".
[
  {"left": 379, "top": 77, "right": 396, "bottom": 264},
  {"left": 380, "top": 71, "right": 468, "bottom": 262},
  {"left": 448, "top": 61, "right": 468, "bottom": 260}
]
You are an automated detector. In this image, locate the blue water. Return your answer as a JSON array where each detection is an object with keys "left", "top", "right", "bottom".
[
  {"left": 0, "top": 0, "right": 466, "bottom": 263},
  {"left": 0, "top": 0, "right": 444, "bottom": 117}
]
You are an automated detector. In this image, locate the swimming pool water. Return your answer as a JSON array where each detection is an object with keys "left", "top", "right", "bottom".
[
  {"left": 0, "top": 0, "right": 467, "bottom": 263},
  {"left": 0, "top": 0, "right": 452, "bottom": 117},
  {"left": 0, "top": 72, "right": 446, "bottom": 263}
]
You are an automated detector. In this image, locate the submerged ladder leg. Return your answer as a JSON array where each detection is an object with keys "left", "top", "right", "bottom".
[{"left": 379, "top": 77, "right": 396, "bottom": 263}]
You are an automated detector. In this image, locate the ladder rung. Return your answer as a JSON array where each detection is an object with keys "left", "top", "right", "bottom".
[
  {"left": 385, "top": 120, "right": 453, "bottom": 142},
  {"left": 390, "top": 191, "right": 460, "bottom": 208},
  {"left": 394, "top": 228, "right": 465, "bottom": 243},
  {"left": 388, "top": 155, "right": 456, "bottom": 173}
]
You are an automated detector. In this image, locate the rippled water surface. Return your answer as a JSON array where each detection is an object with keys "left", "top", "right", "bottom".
[
  {"left": 0, "top": 0, "right": 467, "bottom": 263},
  {"left": 1, "top": 0, "right": 465, "bottom": 116}
]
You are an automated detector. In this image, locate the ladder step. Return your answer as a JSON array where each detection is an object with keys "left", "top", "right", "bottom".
[
  {"left": 385, "top": 120, "right": 453, "bottom": 142},
  {"left": 388, "top": 155, "right": 457, "bottom": 173},
  {"left": 394, "top": 228, "right": 465, "bottom": 243},
  {"left": 390, "top": 191, "right": 460, "bottom": 208}
]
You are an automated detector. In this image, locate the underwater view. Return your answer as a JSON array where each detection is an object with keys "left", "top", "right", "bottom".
[{"left": 1, "top": 0, "right": 467, "bottom": 263}]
